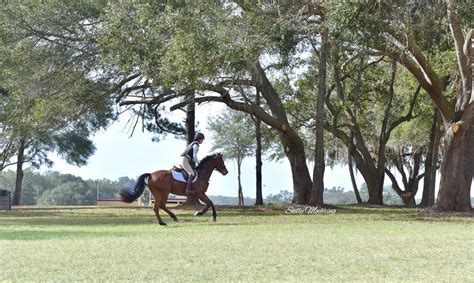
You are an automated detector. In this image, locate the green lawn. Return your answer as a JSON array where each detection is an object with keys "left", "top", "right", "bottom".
[{"left": 0, "top": 205, "right": 472, "bottom": 282}]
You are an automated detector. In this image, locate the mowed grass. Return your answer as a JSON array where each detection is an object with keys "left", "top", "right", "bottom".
[{"left": 0, "top": 205, "right": 473, "bottom": 282}]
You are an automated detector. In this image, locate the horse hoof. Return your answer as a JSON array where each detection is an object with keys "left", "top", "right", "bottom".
[
  {"left": 159, "top": 222, "right": 167, "bottom": 226},
  {"left": 173, "top": 218, "right": 179, "bottom": 222},
  {"left": 194, "top": 211, "right": 202, "bottom": 216},
  {"left": 212, "top": 218, "right": 216, "bottom": 222}
]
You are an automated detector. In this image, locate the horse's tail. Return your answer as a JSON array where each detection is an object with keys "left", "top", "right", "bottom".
[{"left": 119, "top": 173, "right": 151, "bottom": 203}]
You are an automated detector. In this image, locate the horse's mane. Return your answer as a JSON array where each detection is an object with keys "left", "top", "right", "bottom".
[{"left": 196, "top": 153, "right": 219, "bottom": 170}]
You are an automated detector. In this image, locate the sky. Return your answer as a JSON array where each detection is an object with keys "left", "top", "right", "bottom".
[{"left": 39, "top": 103, "right": 472, "bottom": 200}]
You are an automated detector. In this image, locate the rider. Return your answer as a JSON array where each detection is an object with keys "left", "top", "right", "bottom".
[{"left": 180, "top": 132, "right": 205, "bottom": 194}]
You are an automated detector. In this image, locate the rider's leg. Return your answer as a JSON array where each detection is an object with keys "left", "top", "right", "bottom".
[
  {"left": 185, "top": 174, "right": 194, "bottom": 194},
  {"left": 181, "top": 157, "right": 196, "bottom": 194}
]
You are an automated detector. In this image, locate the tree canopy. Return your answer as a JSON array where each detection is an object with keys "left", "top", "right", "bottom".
[{"left": 0, "top": 1, "right": 472, "bottom": 210}]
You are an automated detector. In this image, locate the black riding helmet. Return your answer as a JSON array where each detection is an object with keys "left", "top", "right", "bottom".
[{"left": 194, "top": 132, "right": 205, "bottom": 141}]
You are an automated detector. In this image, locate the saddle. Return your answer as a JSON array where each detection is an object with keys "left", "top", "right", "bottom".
[{"left": 170, "top": 166, "right": 198, "bottom": 183}]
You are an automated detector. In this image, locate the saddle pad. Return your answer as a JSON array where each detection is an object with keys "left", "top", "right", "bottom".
[{"left": 171, "top": 170, "right": 198, "bottom": 183}]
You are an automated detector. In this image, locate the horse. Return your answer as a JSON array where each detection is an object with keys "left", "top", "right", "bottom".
[{"left": 119, "top": 153, "right": 228, "bottom": 225}]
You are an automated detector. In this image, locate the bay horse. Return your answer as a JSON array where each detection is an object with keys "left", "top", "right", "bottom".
[{"left": 119, "top": 153, "right": 228, "bottom": 225}]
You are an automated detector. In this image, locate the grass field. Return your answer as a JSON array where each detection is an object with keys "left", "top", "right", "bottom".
[{"left": 0, "top": 205, "right": 473, "bottom": 282}]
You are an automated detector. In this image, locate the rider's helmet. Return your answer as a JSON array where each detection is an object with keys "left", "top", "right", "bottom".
[{"left": 194, "top": 132, "right": 205, "bottom": 141}]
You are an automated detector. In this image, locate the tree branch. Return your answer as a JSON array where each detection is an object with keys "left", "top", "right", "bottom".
[
  {"left": 171, "top": 85, "right": 283, "bottom": 131},
  {"left": 216, "top": 79, "right": 256, "bottom": 88},
  {"left": 110, "top": 74, "right": 141, "bottom": 102},
  {"left": 416, "top": 171, "right": 427, "bottom": 183},
  {"left": 382, "top": 48, "right": 454, "bottom": 122},
  {"left": 385, "top": 167, "right": 404, "bottom": 197},
  {"left": 385, "top": 27, "right": 444, "bottom": 94},
  {"left": 385, "top": 84, "right": 421, "bottom": 143},
  {"left": 447, "top": 2, "right": 469, "bottom": 88}
]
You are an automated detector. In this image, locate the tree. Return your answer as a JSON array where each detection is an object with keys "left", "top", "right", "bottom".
[
  {"left": 208, "top": 110, "right": 255, "bottom": 205},
  {"left": 0, "top": 169, "right": 147, "bottom": 206},
  {"left": 291, "top": 44, "right": 421, "bottom": 205},
  {"left": 384, "top": 98, "right": 442, "bottom": 207},
  {"left": 0, "top": 2, "right": 114, "bottom": 204},
  {"left": 265, "top": 190, "right": 294, "bottom": 204},
  {"left": 254, "top": 89, "right": 264, "bottom": 205},
  {"left": 329, "top": 1, "right": 473, "bottom": 211},
  {"left": 385, "top": 147, "right": 424, "bottom": 207},
  {"left": 7, "top": 1, "right": 468, "bottom": 210},
  {"left": 310, "top": 29, "right": 328, "bottom": 207},
  {"left": 100, "top": 1, "right": 328, "bottom": 204},
  {"left": 0, "top": 55, "right": 111, "bottom": 205},
  {"left": 183, "top": 92, "right": 201, "bottom": 206},
  {"left": 420, "top": 109, "right": 442, "bottom": 207},
  {"left": 37, "top": 181, "right": 95, "bottom": 205}
]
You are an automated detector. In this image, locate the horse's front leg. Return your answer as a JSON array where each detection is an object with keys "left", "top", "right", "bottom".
[
  {"left": 195, "top": 193, "right": 217, "bottom": 222},
  {"left": 210, "top": 203, "right": 217, "bottom": 221}
]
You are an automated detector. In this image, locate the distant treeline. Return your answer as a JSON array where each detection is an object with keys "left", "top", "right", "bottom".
[
  {"left": 0, "top": 170, "right": 405, "bottom": 206},
  {"left": 0, "top": 170, "right": 136, "bottom": 206},
  {"left": 262, "top": 186, "right": 405, "bottom": 206}
]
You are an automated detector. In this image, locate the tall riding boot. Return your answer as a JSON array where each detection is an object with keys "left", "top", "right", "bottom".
[{"left": 185, "top": 176, "right": 194, "bottom": 194}]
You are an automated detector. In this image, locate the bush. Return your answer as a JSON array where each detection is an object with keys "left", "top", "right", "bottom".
[{"left": 0, "top": 189, "right": 11, "bottom": 196}]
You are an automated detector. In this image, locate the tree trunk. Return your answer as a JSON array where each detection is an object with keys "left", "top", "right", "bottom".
[
  {"left": 255, "top": 132, "right": 263, "bottom": 205},
  {"left": 366, "top": 178, "right": 382, "bottom": 205},
  {"left": 12, "top": 137, "right": 25, "bottom": 206},
  {"left": 237, "top": 158, "right": 244, "bottom": 206},
  {"left": 385, "top": 167, "right": 412, "bottom": 207},
  {"left": 421, "top": 108, "right": 441, "bottom": 207},
  {"left": 435, "top": 103, "right": 474, "bottom": 212},
  {"left": 403, "top": 150, "right": 422, "bottom": 207},
  {"left": 248, "top": 60, "right": 313, "bottom": 204},
  {"left": 279, "top": 130, "right": 312, "bottom": 204},
  {"left": 435, "top": 19, "right": 473, "bottom": 212},
  {"left": 373, "top": 171, "right": 385, "bottom": 205},
  {"left": 310, "top": 29, "right": 327, "bottom": 207},
  {"left": 325, "top": 123, "right": 383, "bottom": 205},
  {"left": 403, "top": 187, "right": 417, "bottom": 207},
  {"left": 348, "top": 133, "right": 362, "bottom": 203},
  {"left": 184, "top": 92, "right": 200, "bottom": 206},
  {"left": 255, "top": 90, "right": 263, "bottom": 205},
  {"left": 186, "top": 93, "right": 195, "bottom": 145},
  {"left": 372, "top": 61, "right": 397, "bottom": 205}
]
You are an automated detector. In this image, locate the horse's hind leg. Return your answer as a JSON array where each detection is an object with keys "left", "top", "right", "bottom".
[
  {"left": 159, "top": 200, "right": 178, "bottom": 222},
  {"left": 153, "top": 200, "right": 167, "bottom": 226}
]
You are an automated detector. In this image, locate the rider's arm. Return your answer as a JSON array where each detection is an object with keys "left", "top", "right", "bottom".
[{"left": 192, "top": 143, "right": 200, "bottom": 164}]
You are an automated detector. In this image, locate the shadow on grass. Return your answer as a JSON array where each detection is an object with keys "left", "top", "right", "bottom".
[
  {"left": 0, "top": 229, "right": 135, "bottom": 241},
  {"left": 0, "top": 216, "right": 155, "bottom": 226},
  {"left": 0, "top": 205, "right": 471, "bottom": 229}
]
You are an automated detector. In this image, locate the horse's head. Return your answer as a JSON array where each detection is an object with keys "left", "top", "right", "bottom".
[
  {"left": 213, "top": 153, "right": 228, "bottom": 175},
  {"left": 197, "top": 153, "right": 228, "bottom": 176}
]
